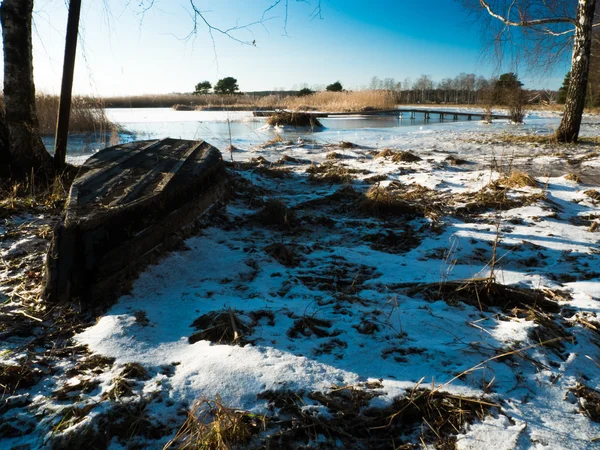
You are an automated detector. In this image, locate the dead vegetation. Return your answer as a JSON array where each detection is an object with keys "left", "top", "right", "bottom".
[
  {"left": 0, "top": 363, "right": 42, "bottom": 392},
  {"left": 497, "top": 171, "right": 539, "bottom": 188},
  {"left": 584, "top": 189, "right": 600, "bottom": 201},
  {"left": 571, "top": 384, "right": 600, "bottom": 423},
  {"left": 564, "top": 173, "right": 580, "bottom": 183},
  {"left": 266, "top": 111, "right": 323, "bottom": 128},
  {"left": 445, "top": 155, "right": 470, "bottom": 165},
  {"left": 189, "top": 310, "right": 251, "bottom": 345},
  {"left": 264, "top": 242, "right": 300, "bottom": 267},
  {"left": 255, "top": 199, "right": 297, "bottom": 229},
  {"left": 375, "top": 149, "right": 421, "bottom": 163},
  {"left": 365, "top": 226, "right": 422, "bottom": 254},
  {"left": 35, "top": 94, "right": 119, "bottom": 135},
  {"left": 408, "top": 279, "right": 561, "bottom": 313},
  {"left": 282, "top": 90, "right": 397, "bottom": 112},
  {"left": 359, "top": 182, "right": 444, "bottom": 219},
  {"left": 257, "top": 386, "right": 497, "bottom": 449},
  {"left": 288, "top": 316, "right": 338, "bottom": 339},
  {"left": 305, "top": 162, "right": 358, "bottom": 184},
  {"left": 453, "top": 182, "right": 545, "bottom": 215},
  {"left": 165, "top": 395, "right": 265, "bottom": 450}
]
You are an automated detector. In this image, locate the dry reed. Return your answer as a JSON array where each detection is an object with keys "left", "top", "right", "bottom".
[
  {"left": 100, "top": 91, "right": 398, "bottom": 112},
  {"left": 281, "top": 90, "right": 397, "bottom": 112},
  {"left": 35, "top": 94, "right": 118, "bottom": 135}
]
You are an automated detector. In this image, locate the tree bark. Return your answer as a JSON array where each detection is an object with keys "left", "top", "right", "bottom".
[
  {"left": 0, "top": 101, "right": 11, "bottom": 179},
  {"left": 1, "top": 0, "right": 54, "bottom": 178},
  {"left": 555, "top": 0, "right": 597, "bottom": 143}
]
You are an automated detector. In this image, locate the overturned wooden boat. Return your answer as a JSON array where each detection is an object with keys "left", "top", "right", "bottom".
[{"left": 44, "top": 138, "right": 226, "bottom": 305}]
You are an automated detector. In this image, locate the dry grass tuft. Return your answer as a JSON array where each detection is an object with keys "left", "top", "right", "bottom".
[
  {"left": 584, "top": 190, "right": 600, "bottom": 201},
  {"left": 103, "top": 377, "right": 135, "bottom": 401},
  {"left": 375, "top": 148, "right": 396, "bottom": 159},
  {"left": 165, "top": 395, "right": 265, "bottom": 450},
  {"left": 255, "top": 199, "right": 297, "bottom": 228},
  {"left": 445, "top": 155, "right": 470, "bottom": 165},
  {"left": 497, "top": 171, "right": 539, "bottom": 188},
  {"left": 264, "top": 242, "right": 300, "bottom": 267},
  {"left": 339, "top": 141, "right": 355, "bottom": 149},
  {"left": 359, "top": 182, "right": 443, "bottom": 219},
  {"left": 259, "top": 133, "right": 285, "bottom": 148},
  {"left": 564, "top": 173, "right": 580, "bottom": 183},
  {"left": 189, "top": 310, "right": 251, "bottom": 345},
  {"left": 0, "top": 173, "right": 76, "bottom": 218},
  {"left": 571, "top": 384, "right": 600, "bottom": 423},
  {"left": 392, "top": 151, "right": 421, "bottom": 163},
  {"left": 120, "top": 362, "right": 149, "bottom": 380},
  {"left": 326, "top": 151, "right": 343, "bottom": 160},
  {"left": 266, "top": 112, "right": 322, "bottom": 128},
  {"left": 0, "top": 363, "right": 42, "bottom": 392},
  {"left": 306, "top": 162, "right": 356, "bottom": 184}
]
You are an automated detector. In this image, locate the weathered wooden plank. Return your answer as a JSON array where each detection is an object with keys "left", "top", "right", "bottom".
[
  {"left": 87, "top": 179, "right": 226, "bottom": 304},
  {"left": 74, "top": 139, "right": 161, "bottom": 192},
  {"left": 77, "top": 139, "right": 173, "bottom": 206},
  {"left": 116, "top": 140, "right": 203, "bottom": 206}
]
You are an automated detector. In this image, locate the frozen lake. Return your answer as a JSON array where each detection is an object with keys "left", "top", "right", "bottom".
[{"left": 41, "top": 107, "right": 568, "bottom": 162}]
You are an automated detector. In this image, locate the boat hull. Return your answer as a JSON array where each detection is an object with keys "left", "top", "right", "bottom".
[{"left": 44, "top": 138, "right": 226, "bottom": 305}]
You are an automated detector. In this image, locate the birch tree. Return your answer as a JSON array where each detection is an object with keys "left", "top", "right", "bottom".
[
  {"left": 0, "top": 0, "right": 54, "bottom": 178},
  {"left": 462, "top": 0, "right": 598, "bottom": 142}
]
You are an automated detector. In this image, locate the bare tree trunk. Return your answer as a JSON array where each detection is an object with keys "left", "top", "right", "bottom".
[
  {"left": 555, "top": 0, "right": 597, "bottom": 143},
  {"left": 1, "top": 0, "right": 54, "bottom": 178},
  {"left": 0, "top": 103, "right": 11, "bottom": 179}
]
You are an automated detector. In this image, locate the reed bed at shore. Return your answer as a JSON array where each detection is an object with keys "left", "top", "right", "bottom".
[
  {"left": 34, "top": 94, "right": 118, "bottom": 135},
  {"left": 101, "top": 91, "right": 399, "bottom": 112},
  {"left": 281, "top": 90, "right": 398, "bottom": 112},
  {"left": 104, "top": 93, "right": 283, "bottom": 109}
]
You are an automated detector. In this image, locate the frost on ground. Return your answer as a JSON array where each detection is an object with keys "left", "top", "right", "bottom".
[{"left": 1, "top": 118, "right": 600, "bottom": 449}]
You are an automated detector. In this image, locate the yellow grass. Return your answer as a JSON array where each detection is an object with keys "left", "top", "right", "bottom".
[
  {"left": 102, "top": 93, "right": 284, "bottom": 109},
  {"left": 35, "top": 94, "right": 118, "bottom": 135},
  {"left": 281, "top": 91, "right": 397, "bottom": 112},
  {"left": 100, "top": 91, "right": 398, "bottom": 112}
]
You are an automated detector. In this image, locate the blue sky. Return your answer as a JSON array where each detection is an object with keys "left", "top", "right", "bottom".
[{"left": 28, "top": 0, "right": 570, "bottom": 96}]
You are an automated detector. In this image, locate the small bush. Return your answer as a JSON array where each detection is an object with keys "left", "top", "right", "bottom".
[{"left": 266, "top": 112, "right": 322, "bottom": 128}]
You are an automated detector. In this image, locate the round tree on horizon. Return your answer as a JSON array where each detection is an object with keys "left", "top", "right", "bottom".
[
  {"left": 194, "top": 81, "right": 212, "bottom": 95},
  {"left": 214, "top": 77, "right": 240, "bottom": 95},
  {"left": 326, "top": 81, "right": 343, "bottom": 92}
]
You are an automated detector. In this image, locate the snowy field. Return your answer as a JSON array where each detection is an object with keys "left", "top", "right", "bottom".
[{"left": 2, "top": 110, "right": 600, "bottom": 449}]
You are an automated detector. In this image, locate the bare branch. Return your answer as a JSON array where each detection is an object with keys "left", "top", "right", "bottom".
[{"left": 479, "top": 0, "right": 575, "bottom": 27}]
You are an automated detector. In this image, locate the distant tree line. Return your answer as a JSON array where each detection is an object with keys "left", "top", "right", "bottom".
[{"left": 367, "top": 73, "right": 548, "bottom": 106}]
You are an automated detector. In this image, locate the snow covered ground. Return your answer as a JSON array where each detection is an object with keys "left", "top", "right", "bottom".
[{"left": 2, "top": 111, "right": 600, "bottom": 449}]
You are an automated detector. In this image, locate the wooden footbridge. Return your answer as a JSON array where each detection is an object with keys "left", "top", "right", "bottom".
[{"left": 253, "top": 108, "right": 510, "bottom": 121}]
